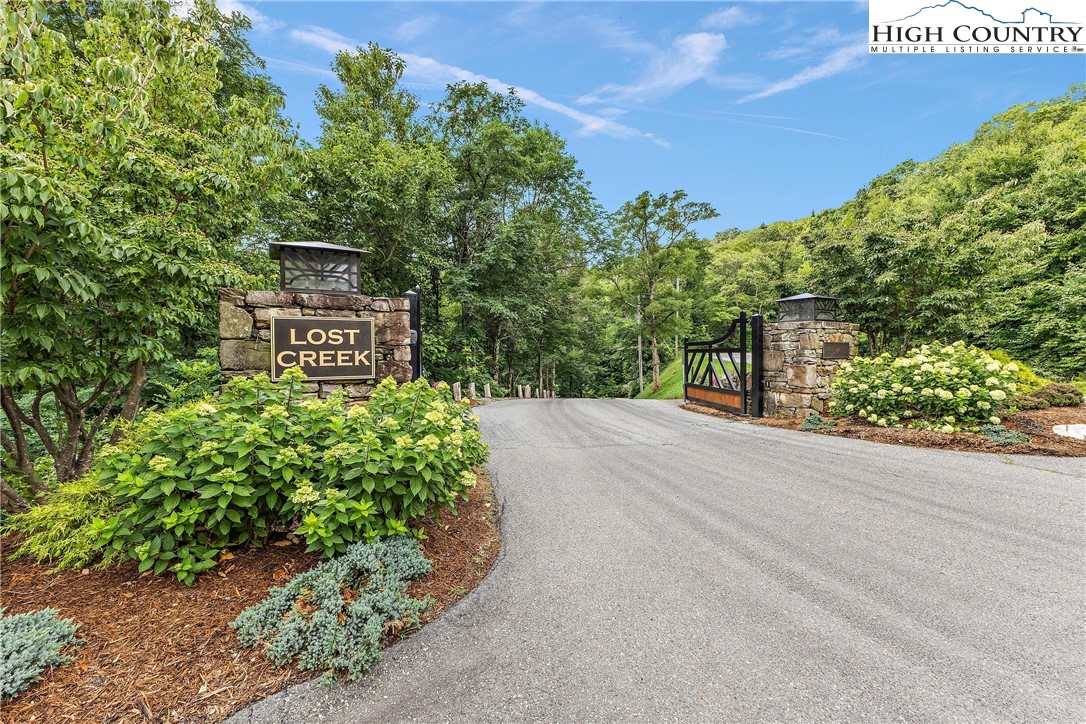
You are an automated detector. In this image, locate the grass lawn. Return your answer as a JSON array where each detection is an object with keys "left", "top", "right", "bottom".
[{"left": 635, "top": 359, "right": 684, "bottom": 400}]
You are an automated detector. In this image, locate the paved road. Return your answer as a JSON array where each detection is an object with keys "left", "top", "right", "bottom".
[{"left": 231, "top": 399, "right": 1085, "bottom": 723}]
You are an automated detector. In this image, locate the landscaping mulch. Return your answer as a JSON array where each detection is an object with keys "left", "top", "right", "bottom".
[
  {"left": 0, "top": 469, "right": 501, "bottom": 724},
  {"left": 682, "top": 403, "right": 1086, "bottom": 457}
]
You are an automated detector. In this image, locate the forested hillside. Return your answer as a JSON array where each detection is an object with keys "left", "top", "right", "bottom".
[
  {"left": 3, "top": 0, "right": 1082, "bottom": 507},
  {"left": 702, "top": 86, "right": 1085, "bottom": 379}
]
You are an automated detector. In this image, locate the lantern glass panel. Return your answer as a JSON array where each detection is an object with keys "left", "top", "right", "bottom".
[{"left": 281, "top": 248, "right": 359, "bottom": 293}]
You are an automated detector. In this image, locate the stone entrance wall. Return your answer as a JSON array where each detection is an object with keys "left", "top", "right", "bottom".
[
  {"left": 762, "top": 320, "right": 859, "bottom": 417},
  {"left": 218, "top": 288, "right": 413, "bottom": 400}
]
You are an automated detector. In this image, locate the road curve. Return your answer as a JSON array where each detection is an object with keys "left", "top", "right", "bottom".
[{"left": 229, "top": 399, "right": 1085, "bottom": 723}]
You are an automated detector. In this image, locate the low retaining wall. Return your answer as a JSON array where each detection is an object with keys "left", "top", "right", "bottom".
[{"left": 218, "top": 288, "right": 413, "bottom": 400}]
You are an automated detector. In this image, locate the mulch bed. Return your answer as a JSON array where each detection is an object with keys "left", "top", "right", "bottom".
[
  {"left": 0, "top": 469, "right": 501, "bottom": 723},
  {"left": 682, "top": 403, "right": 1086, "bottom": 457}
]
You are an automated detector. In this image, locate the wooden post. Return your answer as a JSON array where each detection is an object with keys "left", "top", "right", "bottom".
[
  {"left": 526, "top": 385, "right": 532, "bottom": 399},
  {"left": 468, "top": 382, "right": 477, "bottom": 399},
  {"left": 484, "top": 382, "right": 492, "bottom": 399},
  {"left": 453, "top": 382, "right": 462, "bottom": 402}
]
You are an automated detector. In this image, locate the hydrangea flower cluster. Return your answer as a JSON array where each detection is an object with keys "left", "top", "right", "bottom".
[{"left": 829, "top": 341, "right": 1019, "bottom": 432}]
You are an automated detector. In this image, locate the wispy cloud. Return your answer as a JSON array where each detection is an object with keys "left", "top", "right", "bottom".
[
  {"left": 263, "top": 56, "right": 335, "bottom": 78},
  {"left": 700, "top": 6, "right": 762, "bottom": 30},
  {"left": 578, "top": 32, "right": 728, "bottom": 105},
  {"left": 740, "top": 43, "right": 867, "bottom": 102},
  {"left": 290, "top": 24, "right": 667, "bottom": 146},
  {"left": 217, "top": 0, "right": 283, "bottom": 33},
  {"left": 721, "top": 117, "right": 847, "bottom": 140},
  {"left": 580, "top": 15, "right": 657, "bottom": 55},
  {"left": 290, "top": 25, "right": 354, "bottom": 54},
  {"left": 394, "top": 14, "right": 438, "bottom": 43}
]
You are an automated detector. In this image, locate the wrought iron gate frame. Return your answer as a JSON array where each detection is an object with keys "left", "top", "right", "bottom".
[{"left": 683, "top": 312, "right": 763, "bottom": 417}]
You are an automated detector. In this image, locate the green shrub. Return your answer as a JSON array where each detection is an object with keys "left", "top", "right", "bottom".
[
  {"left": 144, "top": 347, "right": 220, "bottom": 408},
  {"left": 7, "top": 475, "right": 116, "bottom": 571},
  {"left": 800, "top": 414, "right": 837, "bottom": 431},
  {"left": 95, "top": 372, "right": 488, "bottom": 584},
  {"left": 1034, "top": 383, "right": 1083, "bottom": 408},
  {"left": 986, "top": 350, "right": 1049, "bottom": 393},
  {"left": 979, "top": 424, "right": 1030, "bottom": 445},
  {"left": 829, "top": 341, "right": 1018, "bottom": 432},
  {"left": 231, "top": 537, "right": 431, "bottom": 685},
  {"left": 0, "top": 608, "right": 83, "bottom": 697},
  {"left": 1009, "top": 394, "right": 1050, "bottom": 411}
]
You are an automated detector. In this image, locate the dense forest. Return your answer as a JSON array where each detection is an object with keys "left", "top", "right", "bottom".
[{"left": 2, "top": 1, "right": 1084, "bottom": 503}]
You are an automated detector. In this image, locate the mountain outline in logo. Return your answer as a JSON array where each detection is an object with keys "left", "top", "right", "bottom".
[{"left": 885, "top": 0, "right": 1075, "bottom": 25}]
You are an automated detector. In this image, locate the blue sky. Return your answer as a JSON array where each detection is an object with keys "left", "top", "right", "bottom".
[{"left": 224, "top": 1, "right": 1085, "bottom": 233}]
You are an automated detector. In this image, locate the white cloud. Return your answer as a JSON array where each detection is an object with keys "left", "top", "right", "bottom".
[
  {"left": 218, "top": 0, "right": 283, "bottom": 33},
  {"left": 394, "top": 14, "right": 438, "bottom": 43},
  {"left": 740, "top": 43, "right": 867, "bottom": 102},
  {"left": 700, "top": 6, "right": 761, "bottom": 30},
  {"left": 290, "top": 25, "right": 666, "bottom": 146},
  {"left": 578, "top": 32, "right": 728, "bottom": 105},
  {"left": 263, "top": 56, "right": 335, "bottom": 78},
  {"left": 290, "top": 25, "right": 354, "bottom": 54}
]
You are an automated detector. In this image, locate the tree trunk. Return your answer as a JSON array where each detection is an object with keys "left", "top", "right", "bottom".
[
  {"left": 110, "top": 360, "right": 148, "bottom": 445},
  {"left": 651, "top": 335, "right": 661, "bottom": 392},
  {"left": 1, "top": 478, "right": 29, "bottom": 513}
]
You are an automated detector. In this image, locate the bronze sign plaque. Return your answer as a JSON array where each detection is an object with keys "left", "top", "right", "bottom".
[
  {"left": 823, "top": 342, "right": 851, "bottom": 360},
  {"left": 271, "top": 317, "right": 375, "bottom": 381}
]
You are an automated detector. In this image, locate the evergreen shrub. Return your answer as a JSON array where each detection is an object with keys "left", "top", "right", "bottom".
[
  {"left": 1009, "top": 395, "right": 1049, "bottom": 411},
  {"left": 800, "top": 414, "right": 837, "bottom": 431},
  {"left": 979, "top": 424, "right": 1030, "bottom": 445},
  {"left": 1033, "top": 383, "right": 1083, "bottom": 408},
  {"left": 0, "top": 608, "right": 83, "bottom": 697},
  {"left": 829, "top": 341, "right": 1018, "bottom": 432},
  {"left": 7, "top": 475, "right": 115, "bottom": 571},
  {"left": 231, "top": 537, "right": 431, "bottom": 685},
  {"left": 95, "top": 372, "right": 487, "bottom": 584}
]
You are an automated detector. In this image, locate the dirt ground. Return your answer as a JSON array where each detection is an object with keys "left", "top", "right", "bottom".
[
  {"left": 0, "top": 469, "right": 501, "bottom": 723},
  {"left": 682, "top": 403, "right": 1086, "bottom": 457}
]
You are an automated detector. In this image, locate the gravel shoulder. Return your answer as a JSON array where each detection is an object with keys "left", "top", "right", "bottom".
[{"left": 229, "top": 399, "right": 1085, "bottom": 723}]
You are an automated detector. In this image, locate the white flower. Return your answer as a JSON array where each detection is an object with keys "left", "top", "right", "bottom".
[
  {"left": 956, "top": 388, "right": 972, "bottom": 398},
  {"left": 990, "top": 390, "right": 1007, "bottom": 401},
  {"left": 977, "top": 401, "right": 991, "bottom": 410},
  {"left": 921, "top": 388, "right": 934, "bottom": 396},
  {"left": 901, "top": 386, "right": 913, "bottom": 394},
  {"left": 985, "top": 377, "right": 999, "bottom": 387},
  {"left": 989, "top": 416, "right": 1001, "bottom": 425},
  {"left": 940, "top": 424, "right": 955, "bottom": 434},
  {"left": 937, "top": 389, "right": 954, "bottom": 400},
  {"left": 858, "top": 410, "right": 867, "bottom": 418},
  {"left": 985, "top": 362, "right": 1001, "bottom": 372},
  {"left": 1005, "top": 363, "right": 1019, "bottom": 373},
  {"left": 920, "top": 363, "right": 935, "bottom": 373}
]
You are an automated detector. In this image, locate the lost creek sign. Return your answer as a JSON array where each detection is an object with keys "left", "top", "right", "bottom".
[{"left": 271, "top": 317, "right": 375, "bottom": 381}]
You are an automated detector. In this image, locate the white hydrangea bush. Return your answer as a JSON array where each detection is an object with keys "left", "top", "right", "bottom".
[{"left": 828, "top": 341, "right": 1019, "bottom": 432}]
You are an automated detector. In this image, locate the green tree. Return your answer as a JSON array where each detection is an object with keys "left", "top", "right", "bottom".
[
  {"left": 602, "top": 191, "right": 717, "bottom": 393},
  {"left": 429, "top": 82, "right": 601, "bottom": 388},
  {"left": 283, "top": 45, "right": 452, "bottom": 298},
  {"left": 0, "top": 0, "right": 293, "bottom": 509}
]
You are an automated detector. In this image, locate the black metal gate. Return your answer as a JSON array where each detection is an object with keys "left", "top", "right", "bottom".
[{"left": 683, "top": 311, "right": 763, "bottom": 417}]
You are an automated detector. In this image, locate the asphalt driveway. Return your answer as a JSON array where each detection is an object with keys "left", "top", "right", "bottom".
[{"left": 229, "top": 399, "right": 1085, "bottom": 723}]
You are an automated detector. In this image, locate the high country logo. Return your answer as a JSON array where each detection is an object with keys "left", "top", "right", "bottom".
[{"left": 869, "top": 0, "right": 1086, "bottom": 53}]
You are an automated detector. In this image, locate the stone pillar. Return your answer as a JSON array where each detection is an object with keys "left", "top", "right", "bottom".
[
  {"left": 762, "top": 320, "right": 859, "bottom": 417},
  {"left": 218, "top": 288, "right": 413, "bottom": 401}
]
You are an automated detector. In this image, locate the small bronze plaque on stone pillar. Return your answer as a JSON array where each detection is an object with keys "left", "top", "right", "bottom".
[{"left": 823, "top": 342, "right": 851, "bottom": 360}]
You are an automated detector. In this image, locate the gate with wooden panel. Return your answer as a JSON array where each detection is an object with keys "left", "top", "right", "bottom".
[{"left": 683, "top": 311, "right": 764, "bottom": 417}]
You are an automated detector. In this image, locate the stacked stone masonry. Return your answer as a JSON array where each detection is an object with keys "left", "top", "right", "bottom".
[
  {"left": 762, "top": 320, "right": 859, "bottom": 418},
  {"left": 218, "top": 288, "right": 413, "bottom": 401}
]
